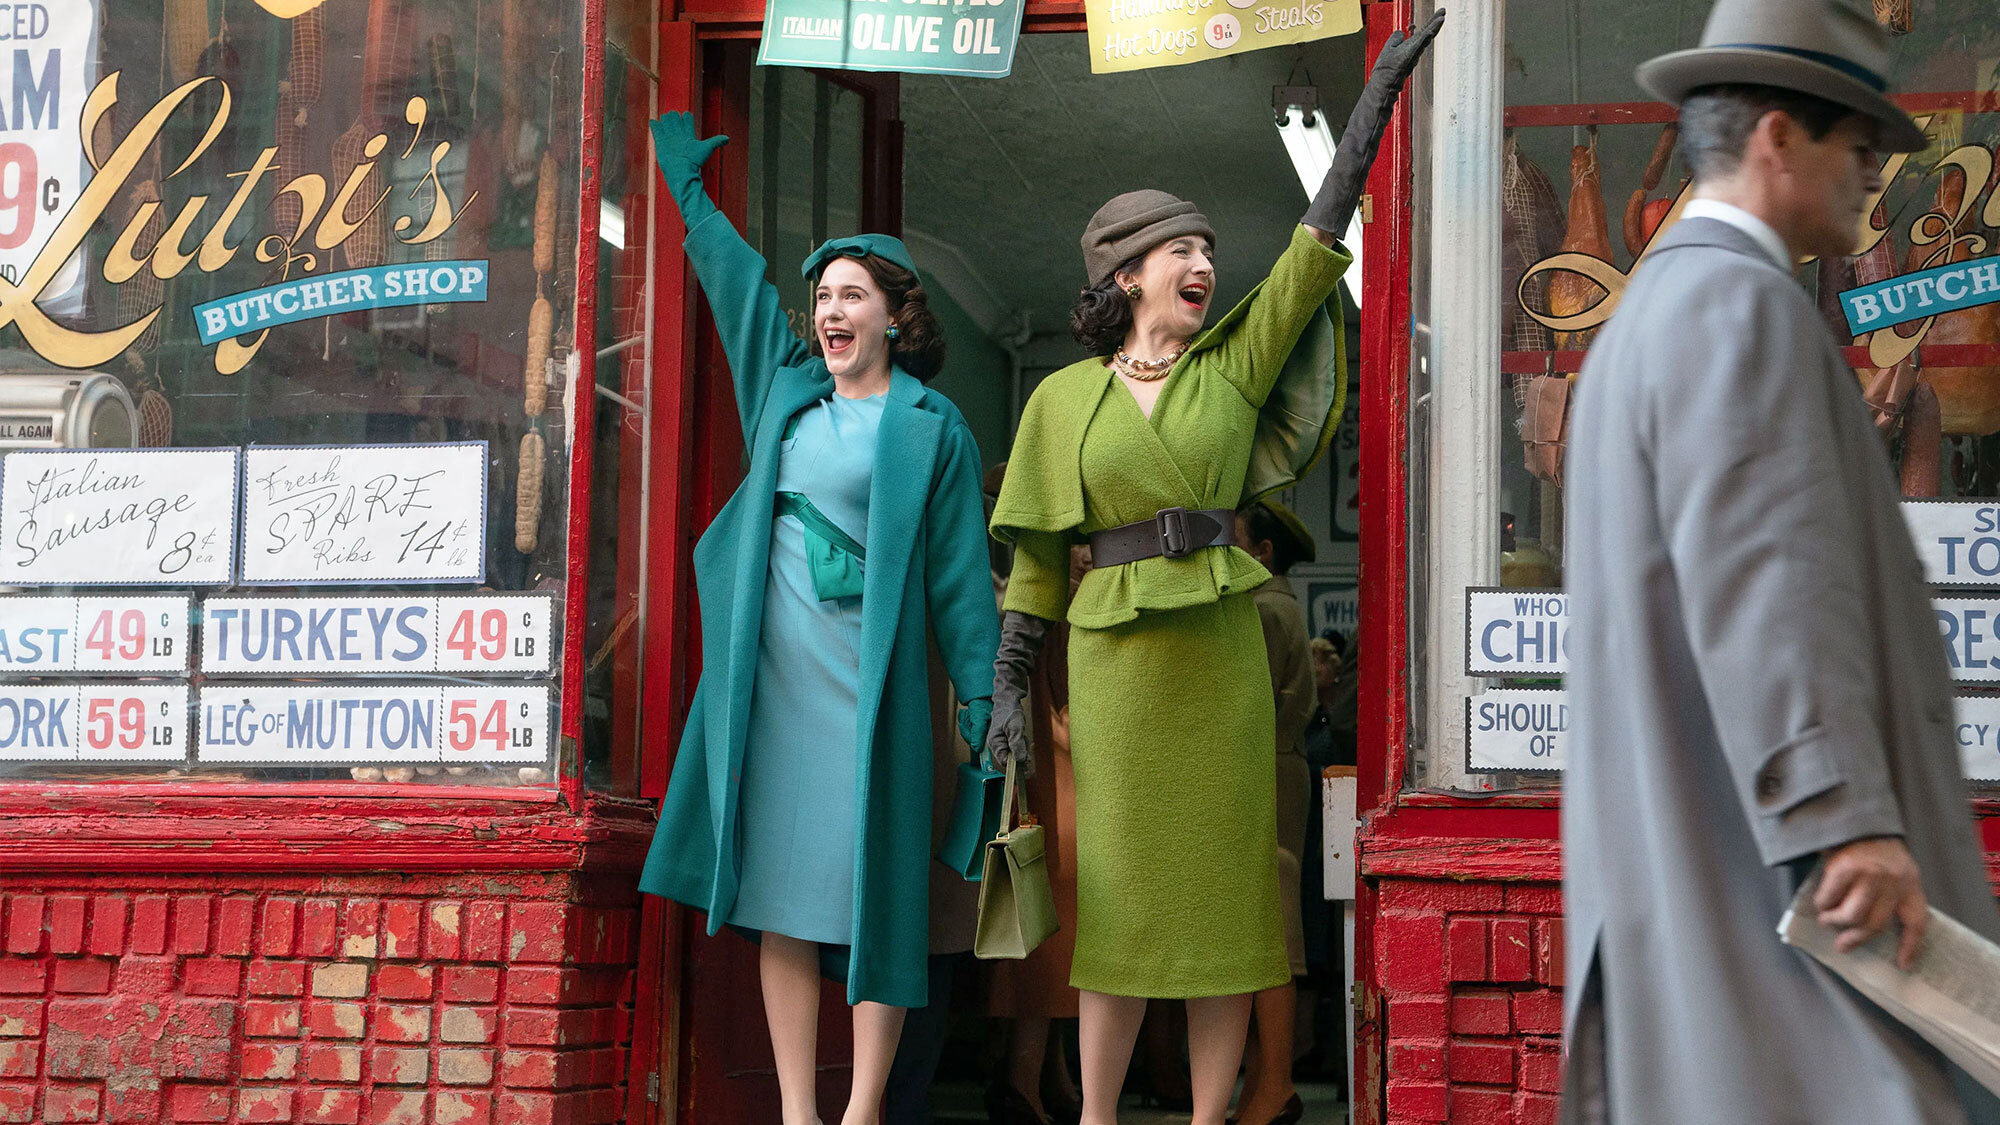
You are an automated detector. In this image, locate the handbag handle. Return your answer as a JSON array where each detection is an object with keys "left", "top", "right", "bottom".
[{"left": 1000, "top": 757, "right": 1038, "bottom": 832}]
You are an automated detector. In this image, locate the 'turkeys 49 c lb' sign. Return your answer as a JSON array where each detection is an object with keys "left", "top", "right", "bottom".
[{"left": 12, "top": 74, "right": 477, "bottom": 375}]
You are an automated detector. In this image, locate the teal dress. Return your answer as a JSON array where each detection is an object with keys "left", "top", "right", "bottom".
[{"left": 730, "top": 393, "right": 886, "bottom": 943}]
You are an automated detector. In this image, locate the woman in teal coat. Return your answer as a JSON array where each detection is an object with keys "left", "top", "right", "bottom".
[{"left": 638, "top": 113, "right": 1000, "bottom": 1125}]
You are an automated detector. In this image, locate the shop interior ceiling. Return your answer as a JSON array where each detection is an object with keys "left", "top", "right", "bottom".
[
  {"left": 753, "top": 33, "right": 1366, "bottom": 347},
  {"left": 900, "top": 33, "right": 1365, "bottom": 345}
]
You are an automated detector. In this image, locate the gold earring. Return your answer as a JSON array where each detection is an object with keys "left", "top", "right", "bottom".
[{"left": 1125, "top": 284, "right": 1142, "bottom": 300}]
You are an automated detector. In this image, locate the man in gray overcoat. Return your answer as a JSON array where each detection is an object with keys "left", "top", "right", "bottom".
[{"left": 1562, "top": 0, "right": 2000, "bottom": 1121}]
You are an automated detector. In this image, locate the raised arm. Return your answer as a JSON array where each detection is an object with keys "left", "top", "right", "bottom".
[
  {"left": 1302, "top": 10, "right": 1445, "bottom": 245},
  {"left": 652, "top": 113, "right": 811, "bottom": 437}
]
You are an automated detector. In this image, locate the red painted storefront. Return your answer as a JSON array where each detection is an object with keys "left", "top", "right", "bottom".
[{"left": 4, "top": 1, "right": 1995, "bottom": 1123}]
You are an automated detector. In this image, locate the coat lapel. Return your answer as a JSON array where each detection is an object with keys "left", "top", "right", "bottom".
[
  {"left": 854, "top": 371, "right": 940, "bottom": 746},
  {"left": 1107, "top": 374, "right": 1203, "bottom": 507}
]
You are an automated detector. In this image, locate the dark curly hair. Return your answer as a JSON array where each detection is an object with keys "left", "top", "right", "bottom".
[
  {"left": 807, "top": 254, "right": 947, "bottom": 381},
  {"left": 1068, "top": 253, "right": 1145, "bottom": 356}
]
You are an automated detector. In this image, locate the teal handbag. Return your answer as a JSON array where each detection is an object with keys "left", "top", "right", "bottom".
[
  {"left": 938, "top": 758, "right": 1006, "bottom": 881},
  {"left": 775, "top": 492, "right": 865, "bottom": 601}
]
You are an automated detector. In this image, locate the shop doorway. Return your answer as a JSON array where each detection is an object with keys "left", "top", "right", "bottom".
[{"left": 651, "top": 25, "right": 1369, "bottom": 1125}]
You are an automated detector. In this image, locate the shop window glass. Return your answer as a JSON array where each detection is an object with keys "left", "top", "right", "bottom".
[
  {"left": 1414, "top": 1, "right": 2000, "bottom": 790},
  {"left": 746, "top": 67, "right": 866, "bottom": 321},
  {"left": 0, "top": 0, "right": 584, "bottom": 785},
  {"left": 579, "top": 0, "right": 659, "bottom": 797}
]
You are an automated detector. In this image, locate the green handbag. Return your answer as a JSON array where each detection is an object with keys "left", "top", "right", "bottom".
[
  {"left": 973, "top": 758, "right": 1059, "bottom": 960},
  {"left": 938, "top": 758, "right": 1005, "bottom": 882}
]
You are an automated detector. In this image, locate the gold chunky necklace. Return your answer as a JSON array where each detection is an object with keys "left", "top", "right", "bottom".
[{"left": 1112, "top": 342, "right": 1189, "bottom": 382}]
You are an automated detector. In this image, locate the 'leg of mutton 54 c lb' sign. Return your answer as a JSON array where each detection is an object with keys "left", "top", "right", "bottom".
[{"left": 758, "top": 0, "right": 1025, "bottom": 78}]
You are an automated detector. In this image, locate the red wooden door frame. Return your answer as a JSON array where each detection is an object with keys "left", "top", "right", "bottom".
[{"left": 632, "top": 22, "right": 910, "bottom": 1121}]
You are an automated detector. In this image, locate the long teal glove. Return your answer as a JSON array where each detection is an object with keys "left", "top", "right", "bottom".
[
  {"left": 958, "top": 698, "right": 993, "bottom": 765},
  {"left": 650, "top": 112, "right": 729, "bottom": 218}
]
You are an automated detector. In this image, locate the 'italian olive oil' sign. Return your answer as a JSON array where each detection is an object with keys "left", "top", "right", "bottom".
[{"left": 758, "top": 0, "right": 1025, "bottom": 78}]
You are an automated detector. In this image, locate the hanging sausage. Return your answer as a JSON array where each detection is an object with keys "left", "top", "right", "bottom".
[
  {"left": 331, "top": 120, "right": 387, "bottom": 270},
  {"left": 287, "top": 6, "right": 323, "bottom": 127},
  {"left": 165, "top": 0, "right": 208, "bottom": 85},
  {"left": 428, "top": 34, "right": 464, "bottom": 126},
  {"left": 1621, "top": 124, "right": 1678, "bottom": 258}
]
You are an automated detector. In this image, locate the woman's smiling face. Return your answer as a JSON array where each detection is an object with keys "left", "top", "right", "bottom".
[
  {"left": 814, "top": 258, "right": 895, "bottom": 379},
  {"left": 1117, "top": 236, "right": 1216, "bottom": 343}
]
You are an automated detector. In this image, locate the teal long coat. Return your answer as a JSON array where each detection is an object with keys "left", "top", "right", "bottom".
[{"left": 638, "top": 190, "right": 1000, "bottom": 1010}]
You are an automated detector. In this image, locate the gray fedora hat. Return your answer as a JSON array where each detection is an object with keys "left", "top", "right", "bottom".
[{"left": 1637, "top": 0, "right": 1926, "bottom": 153}]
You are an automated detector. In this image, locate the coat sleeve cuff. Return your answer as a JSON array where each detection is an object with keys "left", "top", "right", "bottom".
[{"left": 1746, "top": 727, "right": 1906, "bottom": 867}]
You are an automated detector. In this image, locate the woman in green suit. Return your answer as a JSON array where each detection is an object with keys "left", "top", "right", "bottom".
[
  {"left": 986, "top": 17, "right": 1441, "bottom": 1125},
  {"left": 638, "top": 113, "right": 1000, "bottom": 1125}
]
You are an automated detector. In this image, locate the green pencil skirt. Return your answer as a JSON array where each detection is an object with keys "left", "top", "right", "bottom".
[{"left": 1064, "top": 592, "right": 1290, "bottom": 998}]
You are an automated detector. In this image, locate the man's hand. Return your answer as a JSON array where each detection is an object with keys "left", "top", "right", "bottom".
[{"left": 1814, "top": 836, "right": 1928, "bottom": 969}]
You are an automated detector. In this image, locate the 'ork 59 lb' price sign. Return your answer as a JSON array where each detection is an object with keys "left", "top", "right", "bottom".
[{"left": 0, "top": 682, "right": 189, "bottom": 762}]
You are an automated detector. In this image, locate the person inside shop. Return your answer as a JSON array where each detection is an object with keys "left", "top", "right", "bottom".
[
  {"left": 637, "top": 113, "right": 1002, "bottom": 1125},
  {"left": 982, "top": 15, "right": 1442, "bottom": 1125},
  {"left": 1562, "top": 0, "right": 2000, "bottom": 1122},
  {"left": 1231, "top": 498, "right": 1319, "bottom": 1125},
  {"left": 981, "top": 462, "right": 1089, "bottom": 1125}
]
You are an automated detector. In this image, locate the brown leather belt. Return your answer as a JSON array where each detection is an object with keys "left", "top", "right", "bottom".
[{"left": 1087, "top": 507, "right": 1236, "bottom": 567}]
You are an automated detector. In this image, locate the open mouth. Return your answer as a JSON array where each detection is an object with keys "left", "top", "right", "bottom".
[
  {"left": 822, "top": 327, "right": 855, "bottom": 355},
  {"left": 1179, "top": 283, "right": 1208, "bottom": 309}
]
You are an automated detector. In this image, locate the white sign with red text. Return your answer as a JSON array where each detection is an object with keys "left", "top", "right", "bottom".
[
  {"left": 196, "top": 682, "right": 551, "bottom": 765},
  {"left": 0, "top": 681, "right": 188, "bottom": 761},
  {"left": 0, "top": 594, "right": 191, "bottom": 673},
  {"left": 198, "top": 594, "right": 553, "bottom": 675},
  {"left": 0, "top": 3, "right": 96, "bottom": 312}
]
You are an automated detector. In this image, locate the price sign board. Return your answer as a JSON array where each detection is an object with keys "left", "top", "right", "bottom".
[
  {"left": 238, "top": 443, "right": 487, "bottom": 585},
  {"left": 198, "top": 594, "right": 554, "bottom": 675},
  {"left": 1464, "top": 686, "right": 1568, "bottom": 773},
  {"left": 0, "top": 595, "right": 192, "bottom": 674},
  {"left": 0, "top": 4, "right": 97, "bottom": 313},
  {"left": 0, "top": 682, "right": 188, "bottom": 762},
  {"left": 1907, "top": 501, "right": 2000, "bottom": 586},
  {"left": 0, "top": 449, "right": 238, "bottom": 586},
  {"left": 196, "top": 682, "right": 552, "bottom": 765},
  {"left": 1466, "top": 588, "right": 1570, "bottom": 676}
]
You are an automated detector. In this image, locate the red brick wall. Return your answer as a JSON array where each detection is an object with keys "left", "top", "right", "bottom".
[
  {"left": 1375, "top": 878, "right": 1564, "bottom": 1125},
  {"left": 0, "top": 873, "right": 640, "bottom": 1124}
]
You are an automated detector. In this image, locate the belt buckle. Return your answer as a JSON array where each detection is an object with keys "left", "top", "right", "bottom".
[{"left": 1156, "top": 506, "right": 1192, "bottom": 559}]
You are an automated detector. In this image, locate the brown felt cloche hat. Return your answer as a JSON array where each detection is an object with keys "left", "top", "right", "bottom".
[
  {"left": 1636, "top": 0, "right": 1926, "bottom": 153},
  {"left": 1081, "top": 190, "right": 1215, "bottom": 286}
]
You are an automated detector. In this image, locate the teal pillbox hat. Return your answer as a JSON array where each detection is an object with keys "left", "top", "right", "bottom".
[{"left": 801, "top": 234, "right": 923, "bottom": 283}]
